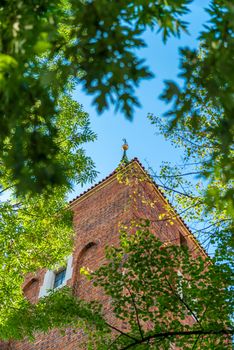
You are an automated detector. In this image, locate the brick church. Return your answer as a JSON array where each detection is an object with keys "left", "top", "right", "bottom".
[{"left": 0, "top": 151, "right": 207, "bottom": 349}]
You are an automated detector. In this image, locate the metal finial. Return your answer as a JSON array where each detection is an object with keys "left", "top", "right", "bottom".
[{"left": 121, "top": 138, "right": 129, "bottom": 164}]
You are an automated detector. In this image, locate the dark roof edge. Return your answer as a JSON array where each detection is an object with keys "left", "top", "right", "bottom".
[{"left": 69, "top": 158, "right": 137, "bottom": 205}]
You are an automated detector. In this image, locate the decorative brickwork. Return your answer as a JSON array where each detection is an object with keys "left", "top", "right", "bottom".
[{"left": 0, "top": 159, "right": 206, "bottom": 349}]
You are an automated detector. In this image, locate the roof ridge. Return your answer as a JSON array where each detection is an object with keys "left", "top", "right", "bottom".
[
  {"left": 69, "top": 158, "right": 139, "bottom": 204},
  {"left": 131, "top": 159, "right": 209, "bottom": 258}
]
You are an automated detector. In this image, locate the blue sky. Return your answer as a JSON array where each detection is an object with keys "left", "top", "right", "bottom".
[{"left": 71, "top": 0, "right": 210, "bottom": 199}]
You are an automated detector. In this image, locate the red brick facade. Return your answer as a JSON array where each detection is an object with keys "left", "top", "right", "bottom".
[{"left": 0, "top": 159, "right": 206, "bottom": 349}]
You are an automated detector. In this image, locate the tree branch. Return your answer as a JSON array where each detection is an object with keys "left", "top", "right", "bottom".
[
  {"left": 153, "top": 171, "right": 201, "bottom": 179},
  {"left": 105, "top": 322, "right": 137, "bottom": 342},
  {"left": 164, "top": 276, "right": 201, "bottom": 327},
  {"left": 191, "top": 219, "right": 232, "bottom": 233},
  {"left": 108, "top": 334, "right": 122, "bottom": 350},
  {"left": 157, "top": 183, "right": 198, "bottom": 199},
  {"left": 192, "top": 333, "right": 202, "bottom": 349},
  {"left": 150, "top": 201, "right": 203, "bottom": 224},
  {"left": 121, "top": 329, "right": 234, "bottom": 350},
  {"left": 125, "top": 285, "right": 144, "bottom": 340},
  {"left": 0, "top": 184, "right": 15, "bottom": 195}
]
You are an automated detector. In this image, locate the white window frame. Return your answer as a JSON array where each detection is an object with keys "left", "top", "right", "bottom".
[
  {"left": 177, "top": 270, "right": 184, "bottom": 299},
  {"left": 39, "top": 255, "right": 73, "bottom": 298}
]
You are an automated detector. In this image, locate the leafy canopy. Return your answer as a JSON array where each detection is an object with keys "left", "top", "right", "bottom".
[
  {"left": 0, "top": 95, "right": 96, "bottom": 330},
  {"left": 0, "top": 0, "right": 190, "bottom": 192},
  {"left": 149, "top": 84, "right": 233, "bottom": 266},
  {"left": 160, "top": 0, "right": 234, "bottom": 211},
  {"left": 0, "top": 0, "right": 233, "bottom": 197},
  {"left": 1, "top": 222, "right": 233, "bottom": 349},
  {"left": 0, "top": 0, "right": 233, "bottom": 348}
]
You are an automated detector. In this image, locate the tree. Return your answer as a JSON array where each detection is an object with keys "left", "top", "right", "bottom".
[
  {"left": 1, "top": 1, "right": 233, "bottom": 194},
  {"left": 1, "top": 222, "right": 233, "bottom": 349},
  {"left": 0, "top": 0, "right": 190, "bottom": 193},
  {"left": 0, "top": 94, "right": 96, "bottom": 332},
  {"left": 0, "top": 157, "right": 233, "bottom": 348},
  {"left": 0, "top": 0, "right": 233, "bottom": 347},
  {"left": 0, "top": 140, "right": 233, "bottom": 348},
  {"left": 91, "top": 222, "right": 233, "bottom": 349},
  {"left": 160, "top": 0, "right": 234, "bottom": 211},
  {"left": 148, "top": 85, "right": 233, "bottom": 266}
]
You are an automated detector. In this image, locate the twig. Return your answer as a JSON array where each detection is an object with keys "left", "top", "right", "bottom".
[
  {"left": 153, "top": 171, "right": 201, "bottom": 179},
  {"left": 108, "top": 334, "right": 122, "bottom": 349},
  {"left": 125, "top": 285, "right": 144, "bottom": 340},
  {"left": 191, "top": 333, "right": 202, "bottom": 349},
  {"left": 105, "top": 322, "right": 137, "bottom": 342},
  {"left": 164, "top": 276, "right": 201, "bottom": 327}
]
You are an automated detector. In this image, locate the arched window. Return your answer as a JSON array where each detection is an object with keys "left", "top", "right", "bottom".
[
  {"left": 73, "top": 241, "right": 98, "bottom": 295},
  {"left": 179, "top": 231, "right": 188, "bottom": 248},
  {"left": 23, "top": 278, "right": 39, "bottom": 302}
]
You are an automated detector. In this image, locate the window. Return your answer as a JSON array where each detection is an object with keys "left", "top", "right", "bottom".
[
  {"left": 176, "top": 271, "right": 198, "bottom": 322},
  {"left": 53, "top": 268, "right": 66, "bottom": 289},
  {"left": 177, "top": 270, "right": 184, "bottom": 299},
  {"left": 39, "top": 255, "right": 73, "bottom": 298},
  {"left": 179, "top": 231, "right": 188, "bottom": 248}
]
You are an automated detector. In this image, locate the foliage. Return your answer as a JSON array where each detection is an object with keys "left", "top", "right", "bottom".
[
  {"left": 0, "top": 0, "right": 233, "bottom": 347},
  {"left": 148, "top": 3, "right": 234, "bottom": 314},
  {"left": 91, "top": 222, "right": 233, "bottom": 349},
  {"left": 0, "top": 287, "right": 108, "bottom": 343},
  {"left": 148, "top": 88, "right": 234, "bottom": 266},
  {"left": 1, "top": 222, "right": 233, "bottom": 349},
  {"left": 160, "top": 0, "right": 234, "bottom": 210},
  {"left": 0, "top": 0, "right": 190, "bottom": 192},
  {"left": 1, "top": 0, "right": 233, "bottom": 196},
  {"left": 0, "top": 155, "right": 232, "bottom": 348},
  {"left": 0, "top": 95, "right": 96, "bottom": 331}
]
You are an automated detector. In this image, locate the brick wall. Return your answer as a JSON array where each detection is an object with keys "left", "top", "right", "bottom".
[{"left": 1, "top": 160, "right": 206, "bottom": 349}]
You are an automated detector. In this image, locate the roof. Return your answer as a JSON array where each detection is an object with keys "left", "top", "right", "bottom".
[{"left": 69, "top": 158, "right": 208, "bottom": 258}]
